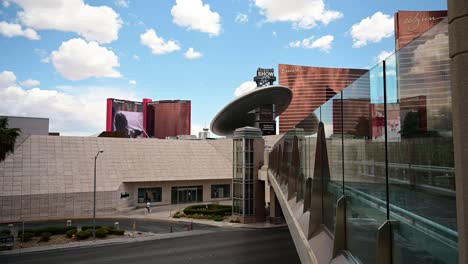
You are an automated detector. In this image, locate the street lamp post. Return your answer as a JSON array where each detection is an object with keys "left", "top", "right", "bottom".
[{"left": 93, "top": 150, "right": 104, "bottom": 240}]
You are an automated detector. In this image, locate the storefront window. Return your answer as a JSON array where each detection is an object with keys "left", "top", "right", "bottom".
[
  {"left": 211, "top": 184, "right": 231, "bottom": 198},
  {"left": 137, "top": 187, "right": 162, "bottom": 203}
]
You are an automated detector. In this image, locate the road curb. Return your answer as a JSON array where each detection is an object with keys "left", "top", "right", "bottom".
[{"left": 0, "top": 230, "right": 214, "bottom": 256}]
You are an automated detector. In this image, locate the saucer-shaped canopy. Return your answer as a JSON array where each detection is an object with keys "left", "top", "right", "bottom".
[{"left": 210, "top": 85, "right": 292, "bottom": 136}]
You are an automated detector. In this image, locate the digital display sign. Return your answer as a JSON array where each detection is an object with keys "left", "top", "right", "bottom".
[{"left": 107, "top": 99, "right": 144, "bottom": 138}]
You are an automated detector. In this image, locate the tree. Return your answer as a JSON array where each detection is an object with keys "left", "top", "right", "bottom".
[{"left": 0, "top": 117, "right": 21, "bottom": 162}]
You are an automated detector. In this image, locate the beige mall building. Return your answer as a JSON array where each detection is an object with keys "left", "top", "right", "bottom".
[{"left": 0, "top": 135, "right": 232, "bottom": 223}]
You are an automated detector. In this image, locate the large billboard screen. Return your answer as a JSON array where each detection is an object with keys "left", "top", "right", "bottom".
[{"left": 107, "top": 99, "right": 144, "bottom": 138}]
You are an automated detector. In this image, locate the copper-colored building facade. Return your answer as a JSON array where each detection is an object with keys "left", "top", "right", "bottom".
[
  {"left": 278, "top": 64, "right": 367, "bottom": 133},
  {"left": 395, "top": 10, "right": 447, "bottom": 49},
  {"left": 148, "top": 100, "right": 191, "bottom": 139}
]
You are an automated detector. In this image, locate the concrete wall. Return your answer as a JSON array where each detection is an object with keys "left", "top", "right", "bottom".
[{"left": 448, "top": 0, "right": 468, "bottom": 263}]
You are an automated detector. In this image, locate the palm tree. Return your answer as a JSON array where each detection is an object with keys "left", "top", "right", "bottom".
[{"left": 0, "top": 117, "right": 21, "bottom": 162}]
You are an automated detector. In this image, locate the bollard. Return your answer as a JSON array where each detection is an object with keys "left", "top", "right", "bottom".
[
  {"left": 66, "top": 220, "right": 72, "bottom": 227},
  {"left": 170, "top": 225, "right": 173, "bottom": 233},
  {"left": 114, "top": 222, "right": 119, "bottom": 230},
  {"left": 132, "top": 221, "right": 136, "bottom": 233}
]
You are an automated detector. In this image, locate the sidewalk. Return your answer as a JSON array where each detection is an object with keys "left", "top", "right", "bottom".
[{"left": 111, "top": 202, "right": 287, "bottom": 229}]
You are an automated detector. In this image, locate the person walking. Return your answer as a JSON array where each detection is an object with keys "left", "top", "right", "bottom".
[{"left": 146, "top": 201, "right": 151, "bottom": 213}]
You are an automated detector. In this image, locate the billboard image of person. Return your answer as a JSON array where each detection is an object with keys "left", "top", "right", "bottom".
[{"left": 107, "top": 99, "right": 144, "bottom": 138}]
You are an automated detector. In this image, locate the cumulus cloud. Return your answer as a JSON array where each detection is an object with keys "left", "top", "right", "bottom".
[
  {"left": 0, "top": 21, "right": 40, "bottom": 40},
  {"left": 375, "top": 50, "right": 392, "bottom": 63},
  {"left": 410, "top": 33, "right": 448, "bottom": 75},
  {"left": 129, "top": 79, "right": 136, "bottom": 85},
  {"left": 132, "top": 54, "right": 140, "bottom": 60},
  {"left": 289, "top": 35, "right": 334, "bottom": 52},
  {"left": 0, "top": 71, "right": 137, "bottom": 135},
  {"left": 20, "top": 79, "right": 40, "bottom": 87},
  {"left": 3, "top": 1, "right": 9, "bottom": 7},
  {"left": 350, "top": 12, "right": 394, "bottom": 48},
  {"left": 12, "top": 0, "right": 122, "bottom": 44},
  {"left": 235, "top": 13, "right": 248, "bottom": 24},
  {"left": 184, "top": 47, "right": 203, "bottom": 59},
  {"left": 0, "top": 70, "right": 16, "bottom": 88},
  {"left": 272, "top": 31, "right": 277, "bottom": 37},
  {"left": 115, "top": 0, "right": 129, "bottom": 8},
  {"left": 171, "top": 0, "right": 221, "bottom": 36},
  {"left": 140, "top": 29, "right": 181, "bottom": 55},
  {"left": 234, "top": 81, "right": 257, "bottom": 97},
  {"left": 51, "top": 38, "right": 122, "bottom": 81},
  {"left": 255, "top": 0, "right": 342, "bottom": 29}
]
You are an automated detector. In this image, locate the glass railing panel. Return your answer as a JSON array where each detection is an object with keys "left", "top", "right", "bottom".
[
  {"left": 387, "top": 18, "right": 457, "bottom": 264},
  {"left": 320, "top": 92, "right": 343, "bottom": 234},
  {"left": 343, "top": 63, "right": 388, "bottom": 264}
]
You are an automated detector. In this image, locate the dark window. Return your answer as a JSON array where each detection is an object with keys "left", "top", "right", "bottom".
[
  {"left": 137, "top": 187, "right": 162, "bottom": 203},
  {"left": 171, "top": 185, "right": 203, "bottom": 204},
  {"left": 211, "top": 184, "right": 231, "bottom": 198}
]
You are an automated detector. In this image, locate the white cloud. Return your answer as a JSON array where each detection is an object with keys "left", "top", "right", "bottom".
[
  {"left": 115, "top": 0, "right": 129, "bottom": 8},
  {"left": 129, "top": 79, "right": 136, "bottom": 85},
  {"left": 34, "top": 48, "right": 50, "bottom": 63},
  {"left": 234, "top": 81, "right": 257, "bottom": 97},
  {"left": 0, "top": 70, "right": 16, "bottom": 88},
  {"left": 51, "top": 38, "right": 122, "bottom": 81},
  {"left": 0, "top": 21, "right": 40, "bottom": 40},
  {"left": 20, "top": 79, "right": 40, "bottom": 87},
  {"left": 410, "top": 33, "right": 448, "bottom": 75},
  {"left": 171, "top": 0, "right": 221, "bottom": 36},
  {"left": 235, "top": 13, "right": 248, "bottom": 24},
  {"left": 0, "top": 86, "right": 135, "bottom": 136},
  {"left": 12, "top": 0, "right": 122, "bottom": 44},
  {"left": 140, "top": 29, "right": 181, "bottom": 55},
  {"left": 350, "top": 12, "right": 394, "bottom": 48},
  {"left": 3, "top": 1, "right": 10, "bottom": 8},
  {"left": 0, "top": 72, "right": 138, "bottom": 135},
  {"left": 184, "top": 47, "right": 203, "bottom": 59},
  {"left": 272, "top": 31, "right": 277, "bottom": 37},
  {"left": 289, "top": 35, "right": 334, "bottom": 52},
  {"left": 132, "top": 54, "right": 140, "bottom": 60},
  {"left": 255, "top": 0, "right": 342, "bottom": 29},
  {"left": 375, "top": 50, "right": 392, "bottom": 63}
]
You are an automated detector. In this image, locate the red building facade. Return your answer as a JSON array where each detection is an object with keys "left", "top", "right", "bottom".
[
  {"left": 278, "top": 64, "right": 367, "bottom": 133},
  {"left": 395, "top": 10, "right": 447, "bottom": 49},
  {"left": 148, "top": 100, "right": 191, "bottom": 139}
]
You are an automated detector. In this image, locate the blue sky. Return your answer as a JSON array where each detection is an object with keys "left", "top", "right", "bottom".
[{"left": 0, "top": 0, "right": 446, "bottom": 136}]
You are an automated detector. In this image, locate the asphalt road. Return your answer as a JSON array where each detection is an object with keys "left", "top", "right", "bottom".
[{"left": 1, "top": 227, "right": 300, "bottom": 264}]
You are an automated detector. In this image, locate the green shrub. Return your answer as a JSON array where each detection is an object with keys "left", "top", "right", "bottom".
[
  {"left": 66, "top": 229, "right": 77, "bottom": 238},
  {"left": 40, "top": 232, "right": 52, "bottom": 242},
  {"left": 95, "top": 228, "right": 108, "bottom": 238},
  {"left": 183, "top": 204, "right": 232, "bottom": 216},
  {"left": 173, "top": 214, "right": 180, "bottom": 218},
  {"left": 31, "top": 226, "right": 72, "bottom": 236},
  {"left": 229, "top": 218, "right": 241, "bottom": 223},
  {"left": 65, "top": 226, "right": 77, "bottom": 231},
  {"left": 109, "top": 229, "right": 125, "bottom": 236},
  {"left": 213, "top": 215, "right": 224, "bottom": 222},
  {"left": 76, "top": 230, "right": 90, "bottom": 240},
  {"left": 23, "top": 228, "right": 34, "bottom": 234},
  {"left": 18, "top": 232, "right": 34, "bottom": 242},
  {"left": 0, "top": 229, "right": 10, "bottom": 236},
  {"left": 81, "top": 225, "right": 102, "bottom": 231}
]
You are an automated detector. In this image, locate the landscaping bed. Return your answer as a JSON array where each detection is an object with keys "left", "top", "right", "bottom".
[
  {"left": 173, "top": 204, "right": 232, "bottom": 222},
  {"left": 0, "top": 225, "right": 127, "bottom": 251}
]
